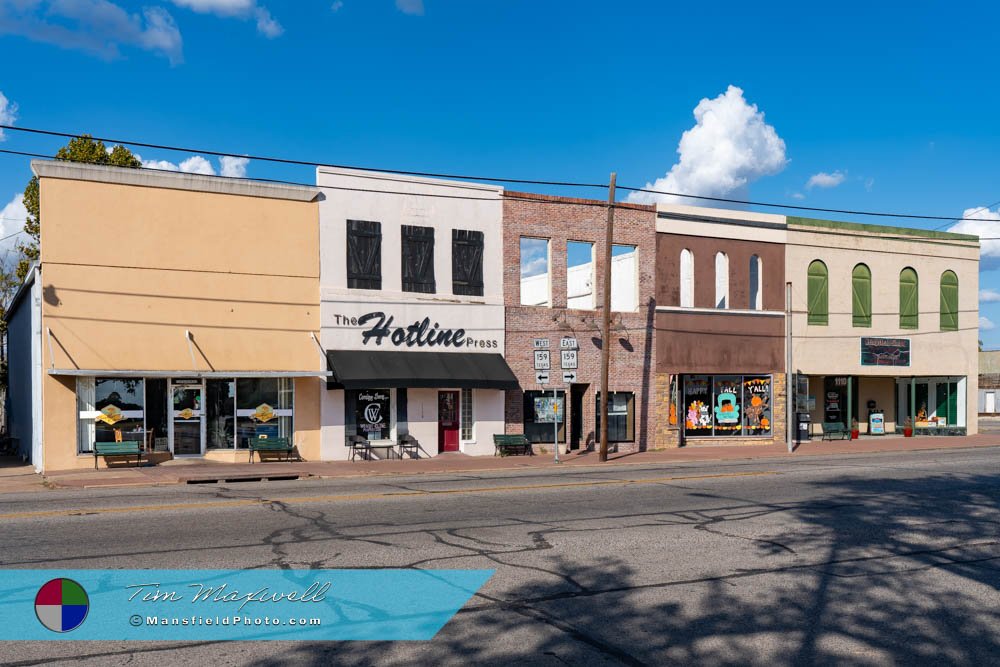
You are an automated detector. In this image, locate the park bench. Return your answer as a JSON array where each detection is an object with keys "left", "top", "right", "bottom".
[
  {"left": 249, "top": 437, "right": 294, "bottom": 463},
  {"left": 93, "top": 441, "right": 143, "bottom": 469},
  {"left": 493, "top": 434, "right": 534, "bottom": 457},
  {"left": 821, "top": 422, "right": 851, "bottom": 441}
]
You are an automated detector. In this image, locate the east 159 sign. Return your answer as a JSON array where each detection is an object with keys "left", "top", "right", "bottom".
[{"left": 861, "top": 337, "right": 910, "bottom": 367}]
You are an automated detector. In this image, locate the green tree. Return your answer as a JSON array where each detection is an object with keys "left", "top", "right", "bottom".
[{"left": 16, "top": 135, "right": 140, "bottom": 281}]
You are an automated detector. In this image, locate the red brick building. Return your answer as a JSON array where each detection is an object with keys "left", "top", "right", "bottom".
[{"left": 502, "top": 193, "right": 657, "bottom": 453}]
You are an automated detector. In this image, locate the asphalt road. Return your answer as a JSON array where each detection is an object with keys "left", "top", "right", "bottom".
[{"left": 2, "top": 447, "right": 1000, "bottom": 666}]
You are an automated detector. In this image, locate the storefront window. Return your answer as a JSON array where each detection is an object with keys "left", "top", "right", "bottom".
[
  {"left": 461, "top": 387, "right": 474, "bottom": 441},
  {"left": 523, "top": 390, "right": 565, "bottom": 443},
  {"left": 235, "top": 378, "right": 293, "bottom": 448},
  {"left": 683, "top": 375, "right": 773, "bottom": 438},
  {"left": 207, "top": 380, "right": 235, "bottom": 449},
  {"left": 595, "top": 392, "right": 635, "bottom": 442},
  {"left": 347, "top": 389, "right": 392, "bottom": 440},
  {"left": 77, "top": 377, "right": 145, "bottom": 452}
]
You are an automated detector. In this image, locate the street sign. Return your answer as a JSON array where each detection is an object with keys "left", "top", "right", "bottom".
[
  {"left": 560, "top": 337, "right": 578, "bottom": 349},
  {"left": 533, "top": 339, "right": 550, "bottom": 349},
  {"left": 563, "top": 371, "right": 577, "bottom": 383},
  {"left": 560, "top": 349, "right": 578, "bottom": 370},
  {"left": 533, "top": 350, "right": 550, "bottom": 370},
  {"left": 535, "top": 371, "right": 550, "bottom": 385}
]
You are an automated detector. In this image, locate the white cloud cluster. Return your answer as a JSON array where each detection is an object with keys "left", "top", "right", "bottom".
[
  {"left": 626, "top": 85, "right": 787, "bottom": 205},
  {"left": 0, "top": 1, "right": 184, "bottom": 64},
  {"left": 169, "top": 0, "right": 283, "bottom": 38},
  {"left": 395, "top": 0, "right": 424, "bottom": 15},
  {"left": 0, "top": 191, "right": 27, "bottom": 266},
  {"left": 139, "top": 154, "right": 250, "bottom": 177},
  {"left": 0, "top": 90, "right": 17, "bottom": 141},
  {"left": 948, "top": 206, "right": 1000, "bottom": 270},
  {"left": 980, "top": 316, "right": 995, "bottom": 331},
  {"left": 980, "top": 288, "right": 1000, "bottom": 302},
  {"left": 806, "top": 170, "right": 846, "bottom": 189}
]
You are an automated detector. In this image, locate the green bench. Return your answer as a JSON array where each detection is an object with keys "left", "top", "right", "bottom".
[
  {"left": 493, "top": 434, "right": 534, "bottom": 457},
  {"left": 249, "top": 437, "right": 294, "bottom": 463},
  {"left": 93, "top": 441, "right": 143, "bottom": 469},
  {"left": 821, "top": 422, "right": 851, "bottom": 441}
]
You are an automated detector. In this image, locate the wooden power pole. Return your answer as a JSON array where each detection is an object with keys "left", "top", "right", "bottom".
[{"left": 599, "top": 172, "right": 617, "bottom": 462}]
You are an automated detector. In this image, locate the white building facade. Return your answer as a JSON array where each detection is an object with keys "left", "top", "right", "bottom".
[{"left": 318, "top": 168, "right": 516, "bottom": 460}]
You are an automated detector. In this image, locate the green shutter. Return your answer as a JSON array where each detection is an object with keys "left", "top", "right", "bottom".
[
  {"left": 940, "top": 271, "right": 958, "bottom": 331},
  {"left": 852, "top": 264, "right": 872, "bottom": 328},
  {"left": 807, "top": 260, "right": 828, "bottom": 325},
  {"left": 947, "top": 381, "right": 958, "bottom": 425},
  {"left": 899, "top": 268, "right": 918, "bottom": 329}
]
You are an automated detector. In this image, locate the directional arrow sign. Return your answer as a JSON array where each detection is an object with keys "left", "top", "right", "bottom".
[
  {"left": 536, "top": 371, "right": 550, "bottom": 385},
  {"left": 562, "top": 371, "right": 577, "bottom": 383}
]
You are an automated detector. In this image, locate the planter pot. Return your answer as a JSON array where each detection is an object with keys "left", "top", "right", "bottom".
[
  {"left": 903, "top": 428, "right": 913, "bottom": 437},
  {"left": 851, "top": 429, "right": 860, "bottom": 440}
]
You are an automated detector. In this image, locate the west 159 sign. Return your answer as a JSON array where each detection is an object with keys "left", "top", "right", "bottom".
[{"left": 334, "top": 312, "right": 500, "bottom": 349}]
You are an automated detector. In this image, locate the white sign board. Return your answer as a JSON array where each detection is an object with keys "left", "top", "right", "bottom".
[
  {"left": 560, "top": 337, "right": 578, "bottom": 349},
  {"left": 563, "top": 371, "right": 577, "bottom": 383},
  {"left": 533, "top": 350, "right": 550, "bottom": 370},
  {"left": 560, "top": 349, "right": 578, "bottom": 370},
  {"left": 535, "top": 371, "right": 550, "bottom": 385},
  {"left": 533, "top": 339, "right": 550, "bottom": 349}
]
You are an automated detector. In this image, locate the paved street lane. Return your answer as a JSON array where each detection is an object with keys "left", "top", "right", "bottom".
[{"left": 2, "top": 447, "right": 999, "bottom": 665}]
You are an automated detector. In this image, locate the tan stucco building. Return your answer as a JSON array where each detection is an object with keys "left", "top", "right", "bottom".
[
  {"left": 787, "top": 217, "right": 980, "bottom": 436},
  {"left": 6, "top": 161, "right": 325, "bottom": 471}
]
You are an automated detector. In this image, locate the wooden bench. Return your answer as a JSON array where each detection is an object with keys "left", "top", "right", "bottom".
[
  {"left": 493, "top": 434, "right": 534, "bottom": 457},
  {"left": 93, "top": 441, "right": 143, "bottom": 469},
  {"left": 249, "top": 437, "right": 294, "bottom": 463},
  {"left": 821, "top": 422, "right": 851, "bottom": 441}
]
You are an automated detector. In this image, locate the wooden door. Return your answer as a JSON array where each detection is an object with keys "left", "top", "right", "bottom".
[{"left": 438, "top": 391, "right": 460, "bottom": 452}]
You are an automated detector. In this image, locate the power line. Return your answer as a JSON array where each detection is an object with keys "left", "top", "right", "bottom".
[
  {"left": 0, "top": 122, "right": 995, "bottom": 224},
  {"left": 0, "top": 124, "right": 609, "bottom": 190}
]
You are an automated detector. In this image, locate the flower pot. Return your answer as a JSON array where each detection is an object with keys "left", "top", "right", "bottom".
[
  {"left": 851, "top": 429, "right": 860, "bottom": 440},
  {"left": 903, "top": 428, "right": 913, "bottom": 438}
]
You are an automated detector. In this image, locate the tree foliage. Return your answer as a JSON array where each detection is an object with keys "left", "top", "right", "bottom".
[{"left": 15, "top": 135, "right": 140, "bottom": 281}]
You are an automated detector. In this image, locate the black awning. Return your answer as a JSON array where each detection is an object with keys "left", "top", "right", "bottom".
[{"left": 327, "top": 350, "right": 520, "bottom": 390}]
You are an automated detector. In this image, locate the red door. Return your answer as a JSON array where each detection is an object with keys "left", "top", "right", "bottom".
[{"left": 438, "top": 391, "right": 460, "bottom": 452}]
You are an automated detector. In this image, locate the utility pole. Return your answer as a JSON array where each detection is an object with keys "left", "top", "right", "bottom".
[
  {"left": 786, "top": 281, "right": 794, "bottom": 453},
  {"left": 599, "top": 173, "right": 617, "bottom": 463}
]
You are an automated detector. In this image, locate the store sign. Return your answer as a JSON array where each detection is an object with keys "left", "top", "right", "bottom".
[
  {"left": 252, "top": 403, "right": 276, "bottom": 423},
  {"left": 96, "top": 405, "right": 124, "bottom": 425},
  {"left": 178, "top": 408, "right": 195, "bottom": 420},
  {"left": 861, "top": 337, "right": 910, "bottom": 366},
  {"left": 334, "top": 312, "right": 500, "bottom": 350},
  {"left": 356, "top": 390, "right": 390, "bottom": 437}
]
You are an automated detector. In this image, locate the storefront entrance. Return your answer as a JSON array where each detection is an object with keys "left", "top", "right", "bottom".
[
  {"left": 170, "top": 379, "right": 205, "bottom": 456},
  {"left": 438, "top": 391, "right": 460, "bottom": 452}
]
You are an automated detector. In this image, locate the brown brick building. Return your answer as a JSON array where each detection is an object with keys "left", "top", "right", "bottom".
[{"left": 502, "top": 192, "right": 657, "bottom": 453}]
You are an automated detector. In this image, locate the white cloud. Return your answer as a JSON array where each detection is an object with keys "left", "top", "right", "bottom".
[
  {"left": 331, "top": 1, "right": 344, "bottom": 10},
  {"left": 806, "top": 170, "right": 846, "bottom": 189},
  {"left": 980, "top": 316, "right": 995, "bottom": 331},
  {"left": 138, "top": 154, "right": 250, "bottom": 178},
  {"left": 790, "top": 192, "right": 805, "bottom": 200},
  {"left": 169, "top": 0, "right": 283, "bottom": 38},
  {"left": 219, "top": 156, "right": 249, "bottom": 178},
  {"left": 0, "top": 90, "right": 17, "bottom": 141},
  {"left": 948, "top": 206, "right": 1000, "bottom": 270},
  {"left": 626, "top": 85, "right": 787, "bottom": 204},
  {"left": 0, "top": 191, "right": 27, "bottom": 267},
  {"left": 980, "top": 288, "right": 1000, "bottom": 302},
  {"left": 395, "top": 0, "right": 424, "bottom": 15},
  {"left": 864, "top": 177, "right": 875, "bottom": 192},
  {"left": 0, "top": 1, "right": 184, "bottom": 64}
]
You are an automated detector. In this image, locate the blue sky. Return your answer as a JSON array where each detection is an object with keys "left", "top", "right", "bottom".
[{"left": 1, "top": 1, "right": 1000, "bottom": 342}]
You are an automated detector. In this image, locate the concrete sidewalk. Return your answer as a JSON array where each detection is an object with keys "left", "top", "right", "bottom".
[{"left": 4, "top": 433, "right": 998, "bottom": 492}]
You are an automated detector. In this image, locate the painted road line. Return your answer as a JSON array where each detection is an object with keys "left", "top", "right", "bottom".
[{"left": 0, "top": 471, "right": 778, "bottom": 521}]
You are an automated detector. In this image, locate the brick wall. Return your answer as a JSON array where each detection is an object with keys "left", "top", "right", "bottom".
[{"left": 502, "top": 193, "right": 658, "bottom": 453}]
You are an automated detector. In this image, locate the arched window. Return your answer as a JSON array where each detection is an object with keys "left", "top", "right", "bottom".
[
  {"left": 899, "top": 267, "right": 918, "bottom": 329},
  {"left": 807, "top": 260, "right": 828, "bottom": 325},
  {"left": 940, "top": 270, "right": 959, "bottom": 331},
  {"left": 852, "top": 264, "right": 872, "bottom": 328},
  {"left": 715, "top": 252, "right": 729, "bottom": 309},
  {"left": 749, "top": 254, "right": 763, "bottom": 310},
  {"left": 680, "top": 249, "right": 694, "bottom": 307}
]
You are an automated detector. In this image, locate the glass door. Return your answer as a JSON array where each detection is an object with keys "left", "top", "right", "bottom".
[{"left": 170, "top": 380, "right": 205, "bottom": 456}]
